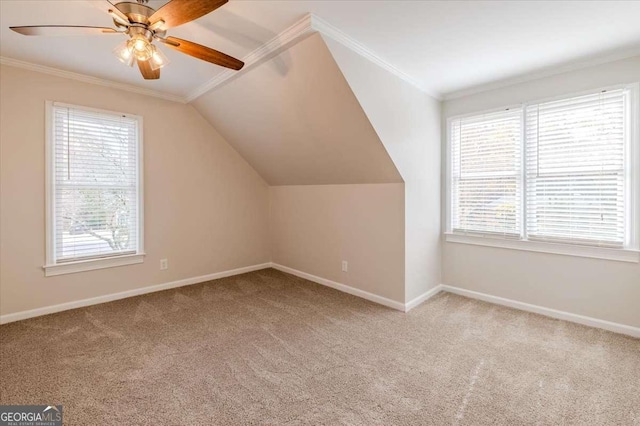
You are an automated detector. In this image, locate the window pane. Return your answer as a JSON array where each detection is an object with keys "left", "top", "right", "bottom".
[
  {"left": 451, "top": 109, "right": 522, "bottom": 235},
  {"left": 525, "top": 90, "right": 627, "bottom": 247},
  {"left": 454, "top": 177, "right": 519, "bottom": 234},
  {"left": 55, "top": 188, "right": 137, "bottom": 260}
]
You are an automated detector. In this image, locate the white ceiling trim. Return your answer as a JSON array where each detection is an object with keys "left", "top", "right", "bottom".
[
  {"left": 0, "top": 56, "right": 186, "bottom": 104},
  {"left": 442, "top": 47, "right": 640, "bottom": 101},
  {"left": 184, "top": 14, "right": 315, "bottom": 102},
  {"left": 310, "top": 15, "right": 442, "bottom": 101},
  {"left": 2, "top": 12, "right": 638, "bottom": 106},
  {"left": 186, "top": 13, "right": 443, "bottom": 102}
]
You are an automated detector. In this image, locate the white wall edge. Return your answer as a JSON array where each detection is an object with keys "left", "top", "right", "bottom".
[
  {"left": 0, "top": 263, "right": 272, "bottom": 325},
  {"left": 0, "top": 56, "right": 186, "bottom": 104},
  {"left": 441, "top": 284, "right": 640, "bottom": 338},
  {"left": 270, "top": 263, "right": 406, "bottom": 311},
  {"left": 442, "top": 47, "right": 640, "bottom": 101},
  {"left": 405, "top": 285, "right": 443, "bottom": 312}
]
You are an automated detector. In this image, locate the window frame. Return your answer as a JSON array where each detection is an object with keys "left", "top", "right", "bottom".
[
  {"left": 445, "top": 83, "right": 640, "bottom": 263},
  {"left": 44, "top": 101, "right": 145, "bottom": 276}
]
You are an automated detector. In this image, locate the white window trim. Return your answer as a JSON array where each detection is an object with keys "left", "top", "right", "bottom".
[
  {"left": 445, "top": 83, "right": 640, "bottom": 263},
  {"left": 445, "top": 233, "right": 639, "bottom": 263},
  {"left": 43, "top": 101, "right": 145, "bottom": 276}
]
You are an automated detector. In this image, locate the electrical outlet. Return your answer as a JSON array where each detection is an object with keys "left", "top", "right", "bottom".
[
  {"left": 160, "top": 259, "right": 168, "bottom": 270},
  {"left": 342, "top": 261, "right": 348, "bottom": 272}
]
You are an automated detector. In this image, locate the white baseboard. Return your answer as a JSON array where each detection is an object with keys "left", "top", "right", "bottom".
[
  {"left": 0, "top": 263, "right": 272, "bottom": 325},
  {"left": 441, "top": 285, "right": 640, "bottom": 338},
  {"left": 270, "top": 263, "right": 407, "bottom": 311},
  {"left": 405, "top": 285, "right": 443, "bottom": 312},
  {"left": 8, "top": 264, "right": 632, "bottom": 338}
]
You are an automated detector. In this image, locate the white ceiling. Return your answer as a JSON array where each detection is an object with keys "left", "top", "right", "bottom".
[{"left": 2, "top": 1, "right": 640, "bottom": 99}]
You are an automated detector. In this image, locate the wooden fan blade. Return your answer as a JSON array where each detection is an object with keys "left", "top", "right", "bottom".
[
  {"left": 149, "top": 0, "right": 227, "bottom": 29},
  {"left": 160, "top": 36, "right": 244, "bottom": 70},
  {"left": 137, "top": 59, "right": 160, "bottom": 80},
  {"left": 10, "top": 26, "right": 118, "bottom": 36}
]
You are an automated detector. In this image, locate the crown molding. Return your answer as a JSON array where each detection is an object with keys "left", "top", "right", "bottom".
[
  {"left": 310, "top": 15, "right": 442, "bottom": 101},
  {"left": 185, "top": 13, "right": 442, "bottom": 102},
  {"left": 442, "top": 47, "right": 640, "bottom": 101},
  {"left": 2, "top": 14, "right": 439, "bottom": 104},
  {"left": 0, "top": 56, "right": 186, "bottom": 103},
  {"left": 4, "top": 17, "right": 637, "bottom": 106},
  {"left": 184, "top": 13, "right": 316, "bottom": 103}
]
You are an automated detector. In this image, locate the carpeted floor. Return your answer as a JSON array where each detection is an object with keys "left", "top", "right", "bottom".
[{"left": 1, "top": 268, "right": 638, "bottom": 425}]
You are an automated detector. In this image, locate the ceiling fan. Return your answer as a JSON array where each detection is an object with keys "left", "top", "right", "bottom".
[{"left": 9, "top": 0, "right": 244, "bottom": 80}]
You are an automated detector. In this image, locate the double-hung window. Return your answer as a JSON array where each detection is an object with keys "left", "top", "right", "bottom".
[
  {"left": 45, "top": 102, "right": 144, "bottom": 276},
  {"left": 447, "top": 85, "right": 639, "bottom": 262}
]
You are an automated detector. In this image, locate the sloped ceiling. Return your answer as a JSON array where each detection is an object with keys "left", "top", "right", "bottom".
[{"left": 192, "top": 32, "right": 401, "bottom": 186}]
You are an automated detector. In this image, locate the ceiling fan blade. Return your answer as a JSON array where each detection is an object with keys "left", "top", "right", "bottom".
[
  {"left": 149, "top": 0, "right": 227, "bottom": 29},
  {"left": 160, "top": 36, "right": 244, "bottom": 70},
  {"left": 10, "top": 26, "right": 118, "bottom": 36},
  {"left": 137, "top": 59, "right": 160, "bottom": 80}
]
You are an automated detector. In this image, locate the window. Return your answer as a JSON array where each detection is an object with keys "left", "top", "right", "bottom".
[
  {"left": 447, "top": 85, "right": 639, "bottom": 261},
  {"left": 450, "top": 108, "right": 522, "bottom": 237},
  {"left": 45, "top": 102, "right": 144, "bottom": 276}
]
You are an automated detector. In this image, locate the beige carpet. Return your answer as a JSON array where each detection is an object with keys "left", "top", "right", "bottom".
[{"left": 1, "top": 268, "right": 638, "bottom": 425}]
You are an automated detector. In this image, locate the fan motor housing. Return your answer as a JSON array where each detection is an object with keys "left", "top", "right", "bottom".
[
  {"left": 113, "top": 2, "right": 167, "bottom": 38},
  {"left": 114, "top": 2, "right": 154, "bottom": 25}
]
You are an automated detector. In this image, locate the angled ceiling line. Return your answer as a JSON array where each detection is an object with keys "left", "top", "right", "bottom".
[
  {"left": 184, "top": 13, "right": 315, "bottom": 102},
  {"left": 186, "top": 13, "right": 442, "bottom": 102},
  {"left": 310, "top": 15, "right": 443, "bottom": 101}
]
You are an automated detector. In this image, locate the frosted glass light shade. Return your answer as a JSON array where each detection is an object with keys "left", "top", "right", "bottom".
[
  {"left": 113, "top": 40, "right": 135, "bottom": 67},
  {"left": 129, "top": 35, "right": 153, "bottom": 61},
  {"left": 149, "top": 45, "right": 170, "bottom": 70}
]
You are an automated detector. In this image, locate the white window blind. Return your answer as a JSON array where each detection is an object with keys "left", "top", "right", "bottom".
[
  {"left": 51, "top": 103, "right": 141, "bottom": 263},
  {"left": 448, "top": 85, "right": 637, "bottom": 254},
  {"left": 525, "top": 89, "right": 628, "bottom": 248},
  {"left": 450, "top": 109, "right": 522, "bottom": 236}
]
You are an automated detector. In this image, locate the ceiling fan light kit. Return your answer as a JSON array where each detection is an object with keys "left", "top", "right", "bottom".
[
  {"left": 10, "top": 0, "right": 244, "bottom": 80},
  {"left": 113, "top": 26, "right": 169, "bottom": 70}
]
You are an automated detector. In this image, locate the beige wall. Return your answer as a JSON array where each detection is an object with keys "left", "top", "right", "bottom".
[
  {"left": 323, "top": 36, "right": 442, "bottom": 302},
  {"left": 270, "top": 184, "right": 405, "bottom": 302},
  {"left": 6, "top": 41, "right": 634, "bottom": 329},
  {"left": 442, "top": 55, "right": 640, "bottom": 327},
  {"left": 193, "top": 33, "right": 402, "bottom": 186},
  {"left": 0, "top": 65, "right": 270, "bottom": 316}
]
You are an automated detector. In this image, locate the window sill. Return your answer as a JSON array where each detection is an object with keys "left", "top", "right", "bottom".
[
  {"left": 43, "top": 253, "right": 146, "bottom": 277},
  {"left": 444, "top": 233, "right": 639, "bottom": 263}
]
